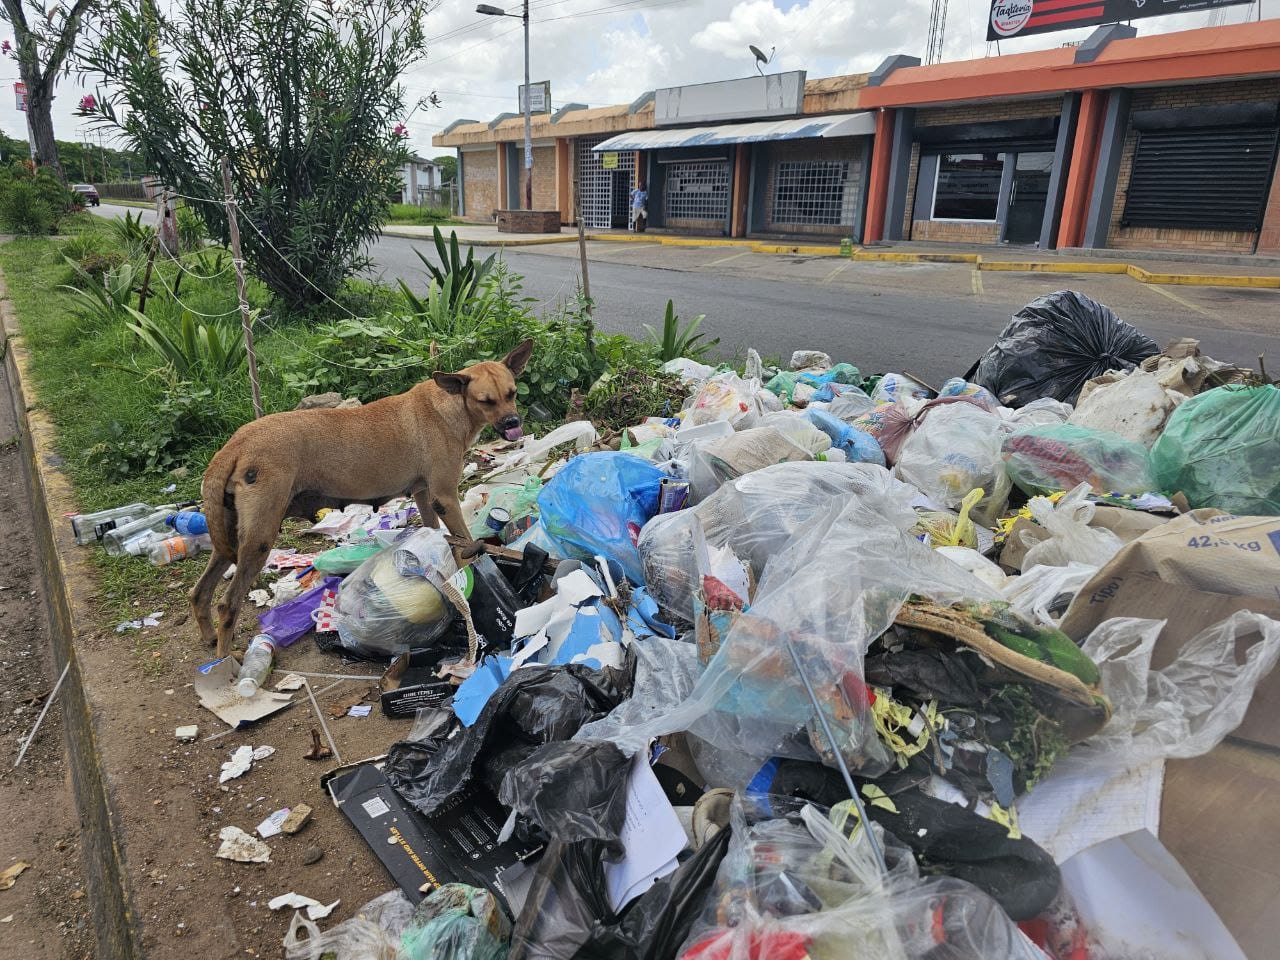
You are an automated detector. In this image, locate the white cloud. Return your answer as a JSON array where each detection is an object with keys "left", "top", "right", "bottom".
[{"left": 0, "top": 0, "right": 1272, "bottom": 162}]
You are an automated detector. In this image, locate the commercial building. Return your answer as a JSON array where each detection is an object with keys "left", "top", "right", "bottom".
[{"left": 433, "top": 20, "right": 1280, "bottom": 255}]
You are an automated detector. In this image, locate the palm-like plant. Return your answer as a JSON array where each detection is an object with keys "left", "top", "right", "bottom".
[
  {"left": 411, "top": 227, "right": 497, "bottom": 309},
  {"left": 123, "top": 306, "right": 247, "bottom": 379},
  {"left": 644, "top": 299, "right": 719, "bottom": 363}
]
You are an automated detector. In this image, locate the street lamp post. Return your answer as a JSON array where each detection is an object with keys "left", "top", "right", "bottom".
[{"left": 476, "top": 1, "right": 533, "bottom": 211}]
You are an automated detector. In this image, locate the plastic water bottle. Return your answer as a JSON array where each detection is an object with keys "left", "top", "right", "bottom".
[
  {"left": 102, "top": 510, "right": 174, "bottom": 556},
  {"left": 71, "top": 502, "right": 153, "bottom": 545},
  {"left": 147, "top": 533, "right": 211, "bottom": 566},
  {"left": 236, "top": 635, "right": 276, "bottom": 699},
  {"left": 165, "top": 511, "right": 209, "bottom": 537}
]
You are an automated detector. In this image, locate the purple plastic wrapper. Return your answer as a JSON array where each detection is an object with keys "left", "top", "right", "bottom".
[{"left": 257, "top": 575, "right": 344, "bottom": 646}]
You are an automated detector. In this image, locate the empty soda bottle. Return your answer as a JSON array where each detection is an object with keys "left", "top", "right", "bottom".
[
  {"left": 71, "top": 502, "right": 152, "bottom": 545},
  {"left": 236, "top": 635, "right": 277, "bottom": 699},
  {"left": 165, "top": 511, "right": 209, "bottom": 537}
]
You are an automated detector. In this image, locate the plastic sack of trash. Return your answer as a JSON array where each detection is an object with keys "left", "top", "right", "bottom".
[
  {"left": 684, "top": 372, "right": 762, "bottom": 429},
  {"left": 968, "top": 290, "right": 1159, "bottom": 407},
  {"left": 758, "top": 412, "right": 832, "bottom": 456},
  {"left": 895, "top": 403, "right": 1011, "bottom": 525},
  {"left": 1018, "top": 485, "right": 1124, "bottom": 572},
  {"left": 826, "top": 389, "right": 878, "bottom": 423},
  {"left": 678, "top": 797, "right": 1044, "bottom": 960},
  {"left": 639, "top": 462, "right": 905, "bottom": 623},
  {"left": 398, "top": 884, "right": 511, "bottom": 960},
  {"left": 331, "top": 530, "right": 457, "bottom": 659},
  {"left": 1003, "top": 423, "right": 1154, "bottom": 497},
  {"left": 871, "top": 372, "right": 934, "bottom": 404},
  {"left": 284, "top": 890, "right": 414, "bottom": 960},
  {"left": 1077, "top": 612, "right": 1280, "bottom": 765},
  {"left": 1001, "top": 396, "right": 1073, "bottom": 430},
  {"left": 1151, "top": 384, "right": 1280, "bottom": 515},
  {"left": 687, "top": 426, "right": 813, "bottom": 503},
  {"left": 937, "top": 377, "right": 999, "bottom": 411},
  {"left": 849, "top": 401, "right": 916, "bottom": 464},
  {"left": 804, "top": 409, "right": 885, "bottom": 466},
  {"left": 537, "top": 452, "right": 664, "bottom": 584},
  {"left": 1068, "top": 369, "right": 1179, "bottom": 447},
  {"left": 632, "top": 466, "right": 997, "bottom": 782}
]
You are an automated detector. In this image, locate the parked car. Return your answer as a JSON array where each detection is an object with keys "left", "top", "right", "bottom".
[{"left": 72, "top": 183, "right": 100, "bottom": 206}]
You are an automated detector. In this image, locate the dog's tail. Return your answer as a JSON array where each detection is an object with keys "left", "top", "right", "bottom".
[{"left": 201, "top": 443, "right": 240, "bottom": 557}]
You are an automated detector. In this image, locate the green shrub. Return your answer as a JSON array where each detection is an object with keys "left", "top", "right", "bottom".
[
  {"left": 59, "top": 257, "right": 138, "bottom": 326},
  {"left": 644, "top": 299, "right": 718, "bottom": 363},
  {"left": 123, "top": 306, "right": 248, "bottom": 380},
  {"left": 0, "top": 181, "right": 56, "bottom": 235},
  {"left": 109, "top": 210, "right": 156, "bottom": 254},
  {"left": 176, "top": 205, "right": 207, "bottom": 253}
]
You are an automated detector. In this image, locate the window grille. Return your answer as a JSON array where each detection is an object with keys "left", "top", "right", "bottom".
[
  {"left": 771, "top": 160, "right": 855, "bottom": 226},
  {"left": 576, "top": 136, "right": 634, "bottom": 228},
  {"left": 664, "top": 161, "right": 730, "bottom": 222}
]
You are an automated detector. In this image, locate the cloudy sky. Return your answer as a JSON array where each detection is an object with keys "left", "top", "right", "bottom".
[{"left": 0, "top": 0, "right": 1272, "bottom": 161}]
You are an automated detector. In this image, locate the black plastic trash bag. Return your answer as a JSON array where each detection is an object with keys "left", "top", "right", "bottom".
[
  {"left": 967, "top": 290, "right": 1159, "bottom": 407},
  {"left": 765, "top": 760, "right": 1060, "bottom": 921},
  {"left": 385, "top": 658, "right": 634, "bottom": 816},
  {"left": 499, "top": 740, "right": 633, "bottom": 851}
]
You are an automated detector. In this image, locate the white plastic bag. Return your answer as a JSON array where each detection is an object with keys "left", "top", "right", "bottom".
[
  {"left": 687, "top": 426, "right": 813, "bottom": 503},
  {"left": 1080, "top": 612, "right": 1280, "bottom": 764},
  {"left": 937, "top": 546, "right": 1009, "bottom": 591},
  {"left": 1068, "top": 370, "right": 1177, "bottom": 447},
  {"left": 1000, "top": 397, "right": 1073, "bottom": 430},
  {"left": 498, "top": 420, "right": 598, "bottom": 469},
  {"left": 1001, "top": 561, "right": 1097, "bottom": 626},
  {"left": 284, "top": 890, "right": 413, "bottom": 960},
  {"left": 1019, "top": 484, "right": 1123, "bottom": 572},
  {"left": 683, "top": 372, "right": 762, "bottom": 429},
  {"left": 895, "top": 403, "right": 1011, "bottom": 525}
]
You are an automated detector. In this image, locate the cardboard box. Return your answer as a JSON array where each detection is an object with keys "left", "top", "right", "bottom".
[
  {"left": 1061, "top": 511, "right": 1280, "bottom": 749},
  {"left": 379, "top": 650, "right": 460, "bottom": 718}
]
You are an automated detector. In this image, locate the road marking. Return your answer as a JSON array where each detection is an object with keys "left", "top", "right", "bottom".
[
  {"left": 594, "top": 242, "right": 661, "bottom": 255},
  {"left": 820, "top": 261, "right": 853, "bottom": 284},
  {"left": 700, "top": 250, "right": 753, "bottom": 268},
  {"left": 971, "top": 268, "right": 984, "bottom": 296},
  {"left": 1146, "top": 283, "right": 1214, "bottom": 319}
]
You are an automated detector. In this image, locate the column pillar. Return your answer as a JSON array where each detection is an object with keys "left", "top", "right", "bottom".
[
  {"left": 730, "top": 144, "right": 751, "bottom": 238},
  {"left": 1083, "top": 89, "right": 1132, "bottom": 250},
  {"left": 1057, "top": 89, "right": 1107, "bottom": 250},
  {"left": 884, "top": 108, "right": 916, "bottom": 242},
  {"left": 863, "top": 109, "right": 896, "bottom": 243}
]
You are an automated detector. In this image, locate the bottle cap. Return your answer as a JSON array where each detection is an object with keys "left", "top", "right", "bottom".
[{"left": 236, "top": 677, "right": 259, "bottom": 699}]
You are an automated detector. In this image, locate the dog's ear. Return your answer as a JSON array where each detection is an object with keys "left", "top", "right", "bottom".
[
  {"left": 432, "top": 371, "right": 470, "bottom": 396},
  {"left": 501, "top": 338, "right": 534, "bottom": 376}
]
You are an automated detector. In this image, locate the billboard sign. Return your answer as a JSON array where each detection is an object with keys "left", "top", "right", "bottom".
[
  {"left": 518, "top": 81, "right": 550, "bottom": 114},
  {"left": 987, "top": 0, "right": 1253, "bottom": 41},
  {"left": 15, "top": 81, "right": 27, "bottom": 112},
  {"left": 655, "top": 70, "right": 806, "bottom": 127}
]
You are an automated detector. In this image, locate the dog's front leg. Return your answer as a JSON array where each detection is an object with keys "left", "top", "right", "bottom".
[
  {"left": 426, "top": 467, "right": 470, "bottom": 539},
  {"left": 413, "top": 490, "right": 439, "bottom": 530}
]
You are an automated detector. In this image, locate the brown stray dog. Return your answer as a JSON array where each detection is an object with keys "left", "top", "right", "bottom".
[{"left": 191, "top": 339, "right": 533, "bottom": 658}]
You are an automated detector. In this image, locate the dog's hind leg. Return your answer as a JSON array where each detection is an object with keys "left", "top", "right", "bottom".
[
  {"left": 215, "top": 540, "right": 271, "bottom": 658},
  {"left": 191, "top": 550, "right": 232, "bottom": 648},
  {"left": 413, "top": 489, "right": 440, "bottom": 530}
]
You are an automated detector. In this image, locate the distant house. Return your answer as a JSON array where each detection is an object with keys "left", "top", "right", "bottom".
[{"left": 398, "top": 155, "right": 443, "bottom": 205}]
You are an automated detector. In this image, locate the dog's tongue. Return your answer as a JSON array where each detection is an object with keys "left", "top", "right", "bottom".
[{"left": 502, "top": 426, "right": 524, "bottom": 442}]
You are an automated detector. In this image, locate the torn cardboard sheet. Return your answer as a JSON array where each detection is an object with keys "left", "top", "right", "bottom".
[
  {"left": 267, "top": 893, "right": 340, "bottom": 920},
  {"left": 195, "top": 657, "right": 293, "bottom": 728},
  {"left": 216, "top": 826, "right": 271, "bottom": 864}
]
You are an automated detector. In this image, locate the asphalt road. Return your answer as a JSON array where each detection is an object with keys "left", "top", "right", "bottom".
[{"left": 93, "top": 204, "right": 1280, "bottom": 384}]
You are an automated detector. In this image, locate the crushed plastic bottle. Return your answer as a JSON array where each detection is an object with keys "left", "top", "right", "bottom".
[
  {"left": 236, "top": 635, "right": 276, "bottom": 699},
  {"left": 165, "top": 510, "right": 209, "bottom": 537}
]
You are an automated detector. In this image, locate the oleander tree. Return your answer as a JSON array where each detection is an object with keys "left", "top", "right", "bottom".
[
  {"left": 0, "top": 0, "right": 99, "bottom": 183},
  {"left": 80, "top": 0, "right": 437, "bottom": 310}
]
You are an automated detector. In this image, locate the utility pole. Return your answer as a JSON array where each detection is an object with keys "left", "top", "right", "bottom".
[{"left": 522, "top": 0, "right": 532, "bottom": 211}]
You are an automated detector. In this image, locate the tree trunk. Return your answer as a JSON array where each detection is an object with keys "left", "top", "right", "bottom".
[{"left": 24, "top": 80, "right": 66, "bottom": 184}]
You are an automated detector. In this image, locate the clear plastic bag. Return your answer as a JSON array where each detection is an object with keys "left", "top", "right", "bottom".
[
  {"left": 639, "top": 462, "right": 910, "bottom": 623},
  {"left": 895, "top": 404, "right": 1011, "bottom": 526},
  {"left": 1079, "top": 611, "right": 1280, "bottom": 764},
  {"left": 1003, "top": 423, "right": 1153, "bottom": 497},
  {"left": 677, "top": 798, "right": 1044, "bottom": 960},
  {"left": 1019, "top": 485, "right": 1124, "bottom": 572},
  {"left": 1001, "top": 396, "right": 1074, "bottom": 430},
  {"left": 684, "top": 372, "right": 763, "bottom": 429},
  {"left": 803, "top": 409, "right": 885, "bottom": 466},
  {"left": 759, "top": 412, "right": 832, "bottom": 456},
  {"left": 871, "top": 372, "right": 934, "bottom": 404},
  {"left": 332, "top": 530, "right": 457, "bottom": 659},
  {"left": 537, "top": 452, "right": 665, "bottom": 585},
  {"left": 687, "top": 427, "right": 813, "bottom": 503},
  {"left": 1001, "top": 561, "right": 1097, "bottom": 626},
  {"left": 400, "top": 884, "right": 511, "bottom": 960},
  {"left": 284, "top": 890, "right": 414, "bottom": 960},
  {"left": 1068, "top": 369, "right": 1178, "bottom": 447},
  {"left": 937, "top": 377, "right": 999, "bottom": 411},
  {"left": 1151, "top": 384, "right": 1280, "bottom": 515}
]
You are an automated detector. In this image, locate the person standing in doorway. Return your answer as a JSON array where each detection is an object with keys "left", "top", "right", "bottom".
[{"left": 630, "top": 179, "right": 648, "bottom": 232}]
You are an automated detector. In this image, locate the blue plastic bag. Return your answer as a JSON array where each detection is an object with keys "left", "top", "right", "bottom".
[
  {"left": 537, "top": 452, "right": 664, "bottom": 584},
  {"left": 804, "top": 408, "right": 886, "bottom": 466}
]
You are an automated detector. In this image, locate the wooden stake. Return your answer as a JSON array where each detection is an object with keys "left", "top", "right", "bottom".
[
  {"left": 136, "top": 199, "right": 161, "bottom": 313},
  {"left": 220, "top": 157, "right": 264, "bottom": 420},
  {"left": 572, "top": 172, "right": 595, "bottom": 363}
]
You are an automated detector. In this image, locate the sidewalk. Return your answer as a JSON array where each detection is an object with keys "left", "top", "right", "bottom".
[{"left": 381, "top": 223, "right": 576, "bottom": 247}]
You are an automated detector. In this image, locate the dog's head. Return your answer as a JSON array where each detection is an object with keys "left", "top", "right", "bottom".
[{"left": 432, "top": 338, "right": 533, "bottom": 441}]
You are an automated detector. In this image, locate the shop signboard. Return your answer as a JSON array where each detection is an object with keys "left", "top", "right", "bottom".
[{"left": 987, "top": 0, "right": 1252, "bottom": 41}]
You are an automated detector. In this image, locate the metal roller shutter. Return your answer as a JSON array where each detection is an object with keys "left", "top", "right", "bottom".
[{"left": 1121, "top": 126, "right": 1280, "bottom": 232}]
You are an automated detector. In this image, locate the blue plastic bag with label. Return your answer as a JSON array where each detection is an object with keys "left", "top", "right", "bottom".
[{"left": 537, "top": 452, "right": 665, "bottom": 584}]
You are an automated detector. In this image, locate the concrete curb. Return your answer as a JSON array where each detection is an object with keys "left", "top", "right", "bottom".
[
  {"left": 1, "top": 272, "right": 144, "bottom": 959},
  {"left": 588, "top": 233, "right": 845, "bottom": 256},
  {"left": 380, "top": 227, "right": 577, "bottom": 247},
  {"left": 854, "top": 250, "right": 1280, "bottom": 288}
]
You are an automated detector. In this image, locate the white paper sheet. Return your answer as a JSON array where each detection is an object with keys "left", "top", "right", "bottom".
[{"left": 603, "top": 754, "right": 688, "bottom": 912}]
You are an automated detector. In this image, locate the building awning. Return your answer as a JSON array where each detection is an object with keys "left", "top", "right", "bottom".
[{"left": 592, "top": 112, "right": 876, "bottom": 152}]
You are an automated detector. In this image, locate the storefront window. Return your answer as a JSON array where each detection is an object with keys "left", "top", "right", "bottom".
[{"left": 932, "top": 152, "right": 1004, "bottom": 221}]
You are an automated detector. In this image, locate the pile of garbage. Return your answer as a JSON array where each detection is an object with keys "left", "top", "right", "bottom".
[{"left": 73, "top": 291, "right": 1280, "bottom": 959}]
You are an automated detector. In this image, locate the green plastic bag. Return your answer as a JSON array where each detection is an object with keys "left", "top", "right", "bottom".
[
  {"left": 313, "top": 541, "right": 383, "bottom": 575},
  {"left": 1151, "top": 384, "right": 1280, "bottom": 515},
  {"left": 1003, "top": 423, "right": 1153, "bottom": 496}
]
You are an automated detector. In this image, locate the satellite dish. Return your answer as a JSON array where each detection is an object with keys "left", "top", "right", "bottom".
[{"left": 749, "top": 44, "right": 775, "bottom": 76}]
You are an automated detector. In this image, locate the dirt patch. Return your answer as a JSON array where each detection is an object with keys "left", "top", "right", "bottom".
[{"left": 0, "top": 369, "right": 94, "bottom": 960}]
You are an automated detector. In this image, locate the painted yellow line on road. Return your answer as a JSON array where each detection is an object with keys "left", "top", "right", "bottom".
[
  {"left": 1145, "top": 284, "right": 1215, "bottom": 319},
  {"left": 971, "top": 268, "right": 984, "bottom": 296},
  {"left": 594, "top": 242, "right": 662, "bottom": 254},
  {"left": 702, "top": 250, "right": 754, "bottom": 267},
  {"left": 821, "top": 261, "right": 853, "bottom": 284}
]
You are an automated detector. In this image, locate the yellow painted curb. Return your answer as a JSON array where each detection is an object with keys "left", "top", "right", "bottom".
[
  {"left": 586, "top": 233, "right": 845, "bottom": 256},
  {"left": 853, "top": 250, "right": 981, "bottom": 264},
  {"left": 978, "top": 260, "right": 1128, "bottom": 275},
  {"left": 1125, "top": 265, "right": 1280, "bottom": 289}
]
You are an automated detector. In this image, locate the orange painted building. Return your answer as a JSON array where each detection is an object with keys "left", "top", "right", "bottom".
[{"left": 434, "top": 20, "right": 1280, "bottom": 255}]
